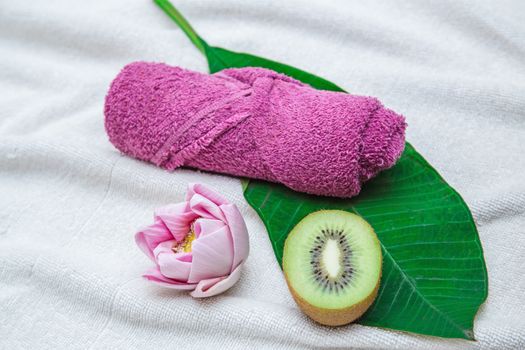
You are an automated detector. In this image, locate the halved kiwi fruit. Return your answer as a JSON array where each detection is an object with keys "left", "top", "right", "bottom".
[{"left": 283, "top": 210, "right": 382, "bottom": 326}]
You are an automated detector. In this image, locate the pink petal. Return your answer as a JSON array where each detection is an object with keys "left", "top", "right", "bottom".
[
  {"left": 193, "top": 218, "right": 225, "bottom": 238},
  {"left": 154, "top": 202, "right": 198, "bottom": 241},
  {"left": 142, "top": 267, "right": 197, "bottom": 290},
  {"left": 186, "top": 183, "right": 229, "bottom": 206},
  {"left": 157, "top": 252, "right": 192, "bottom": 282},
  {"left": 220, "top": 203, "right": 250, "bottom": 271},
  {"left": 152, "top": 239, "right": 177, "bottom": 259},
  {"left": 177, "top": 253, "right": 193, "bottom": 262},
  {"left": 190, "top": 263, "right": 243, "bottom": 298},
  {"left": 189, "top": 194, "right": 226, "bottom": 221},
  {"left": 188, "top": 226, "right": 233, "bottom": 283},
  {"left": 135, "top": 221, "right": 173, "bottom": 262}
]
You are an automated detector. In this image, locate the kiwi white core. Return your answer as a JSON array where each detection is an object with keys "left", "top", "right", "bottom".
[
  {"left": 283, "top": 210, "right": 382, "bottom": 310},
  {"left": 322, "top": 239, "right": 341, "bottom": 278}
]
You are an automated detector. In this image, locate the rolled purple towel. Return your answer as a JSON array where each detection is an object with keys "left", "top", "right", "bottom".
[{"left": 104, "top": 62, "right": 406, "bottom": 198}]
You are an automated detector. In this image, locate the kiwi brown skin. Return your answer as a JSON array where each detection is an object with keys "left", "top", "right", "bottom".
[
  {"left": 284, "top": 268, "right": 381, "bottom": 326},
  {"left": 282, "top": 210, "right": 383, "bottom": 326}
]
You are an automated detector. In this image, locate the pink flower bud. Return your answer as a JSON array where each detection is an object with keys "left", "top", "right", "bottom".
[{"left": 135, "top": 183, "right": 249, "bottom": 297}]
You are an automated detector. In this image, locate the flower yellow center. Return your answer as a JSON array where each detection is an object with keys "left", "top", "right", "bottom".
[
  {"left": 181, "top": 231, "right": 196, "bottom": 252},
  {"left": 172, "top": 228, "right": 196, "bottom": 254}
]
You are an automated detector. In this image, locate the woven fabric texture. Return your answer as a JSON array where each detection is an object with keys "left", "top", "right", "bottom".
[{"left": 1, "top": 0, "right": 524, "bottom": 349}]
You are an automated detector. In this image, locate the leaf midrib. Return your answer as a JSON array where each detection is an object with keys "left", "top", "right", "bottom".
[{"left": 206, "top": 46, "right": 230, "bottom": 73}]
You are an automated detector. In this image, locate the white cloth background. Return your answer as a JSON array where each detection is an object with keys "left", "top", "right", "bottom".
[{"left": 1, "top": 0, "right": 524, "bottom": 349}]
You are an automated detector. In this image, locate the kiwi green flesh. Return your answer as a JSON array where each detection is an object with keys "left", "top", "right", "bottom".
[{"left": 283, "top": 210, "right": 382, "bottom": 311}]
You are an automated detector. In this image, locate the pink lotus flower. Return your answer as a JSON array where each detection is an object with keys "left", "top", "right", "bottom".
[{"left": 135, "top": 183, "right": 249, "bottom": 297}]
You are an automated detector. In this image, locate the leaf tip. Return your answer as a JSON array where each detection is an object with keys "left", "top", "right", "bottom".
[{"left": 462, "top": 329, "right": 476, "bottom": 341}]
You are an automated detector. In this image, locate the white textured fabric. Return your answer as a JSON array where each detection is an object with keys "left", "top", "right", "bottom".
[{"left": 1, "top": 0, "right": 524, "bottom": 349}]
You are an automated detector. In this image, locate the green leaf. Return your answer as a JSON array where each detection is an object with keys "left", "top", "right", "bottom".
[{"left": 154, "top": 0, "right": 488, "bottom": 339}]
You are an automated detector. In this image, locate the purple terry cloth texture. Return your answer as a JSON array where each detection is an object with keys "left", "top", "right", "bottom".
[{"left": 104, "top": 62, "right": 406, "bottom": 198}]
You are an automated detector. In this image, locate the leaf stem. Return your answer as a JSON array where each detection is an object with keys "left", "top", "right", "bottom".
[{"left": 154, "top": 0, "right": 207, "bottom": 54}]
